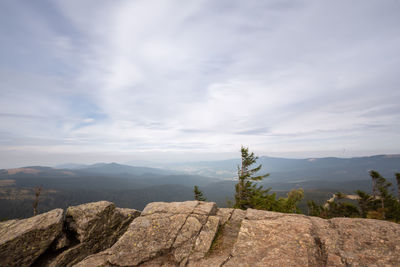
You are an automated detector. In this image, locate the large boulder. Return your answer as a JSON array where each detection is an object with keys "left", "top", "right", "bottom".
[
  {"left": 76, "top": 201, "right": 220, "bottom": 267},
  {"left": 0, "top": 209, "right": 64, "bottom": 267},
  {"left": 43, "top": 201, "right": 140, "bottom": 267},
  {"left": 310, "top": 216, "right": 400, "bottom": 266},
  {"left": 223, "top": 209, "right": 400, "bottom": 266},
  {"left": 65, "top": 201, "right": 140, "bottom": 244}
]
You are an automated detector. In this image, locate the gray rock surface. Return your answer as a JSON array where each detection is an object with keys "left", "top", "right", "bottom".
[
  {"left": 0, "top": 209, "right": 64, "bottom": 267},
  {"left": 223, "top": 209, "right": 400, "bottom": 267},
  {"left": 188, "top": 209, "right": 245, "bottom": 267},
  {"left": 44, "top": 201, "right": 140, "bottom": 267},
  {"left": 310, "top": 216, "right": 400, "bottom": 266},
  {"left": 76, "top": 201, "right": 219, "bottom": 267},
  {"left": 75, "top": 203, "right": 400, "bottom": 267},
  {"left": 2, "top": 201, "right": 400, "bottom": 267}
]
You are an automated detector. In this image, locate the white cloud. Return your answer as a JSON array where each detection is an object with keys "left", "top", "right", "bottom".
[{"left": 0, "top": 0, "right": 399, "bottom": 166}]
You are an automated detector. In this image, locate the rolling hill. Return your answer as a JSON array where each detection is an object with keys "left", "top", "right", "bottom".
[{"left": 1, "top": 155, "right": 399, "bottom": 219}]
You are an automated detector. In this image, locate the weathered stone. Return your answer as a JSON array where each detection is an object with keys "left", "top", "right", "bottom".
[
  {"left": 173, "top": 216, "right": 203, "bottom": 248},
  {"left": 172, "top": 215, "right": 203, "bottom": 263},
  {"left": 73, "top": 250, "right": 111, "bottom": 267},
  {"left": 108, "top": 213, "right": 188, "bottom": 266},
  {"left": 172, "top": 214, "right": 215, "bottom": 264},
  {"left": 66, "top": 201, "right": 114, "bottom": 242},
  {"left": 3, "top": 200, "right": 398, "bottom": 267},
  {"left": 116, "top": 207, "right": 141, "bottom": 219},
  {"left": 188, "top": 207, "right": 245, "bottom": 267},
  {"left": 138, "top": 254, "right": 178, "bottom": 267},
  {"left": 244, "top": 207, "right": 285, "bottom": 220},
  {"left": 223, "top": 209, "right": 400, "bottom": 267},
  {"left": 189, "top": 216, "right": 220, "bottom": 261},
  {"left": 216, "top": 208, "right": 234, "bottom": 225},
  {"left": 76, "top": 201, "right": 218, "bottom": 266},
  {"left": 141, "top": 201, "right": 199, "bottom": 216},
  {"left": 192, "top": 201, "right": 217, "bottom": 216},
  {"left": 45, "top": 201, "right": 140, "bottom": 267},
  {"left": 230, "top": 208, "right": 246, "bottom": 222},
  {"left": 46, "top": 243, "right": 87, "bottom": 267},
  {"left": 225, "top": 210, "right": 318, "bottom": 267},
  {"left": 310, "top": 216, "right": 400, "bottom": 266},
  {"left": 0, "top": 209, "right": 64, "bottom": 267},
  {"left": 52, "top": 232, "right": 70, "bottom": 251}
]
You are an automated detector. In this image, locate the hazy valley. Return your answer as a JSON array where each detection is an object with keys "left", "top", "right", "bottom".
[{"left": 1, "top": 154, "right": 399, "bottom": 220}]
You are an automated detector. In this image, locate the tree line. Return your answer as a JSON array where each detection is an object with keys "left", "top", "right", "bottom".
[
  {"left": 194, "top": 146, "right": 400, "bottom": 223},
  {"left": 307, "top": 171, "right": 400, "bottom": 222}
]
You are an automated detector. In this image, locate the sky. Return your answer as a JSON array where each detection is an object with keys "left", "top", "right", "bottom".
[{"left": 0, "top": 0, "right": 400, "bottom": 168}]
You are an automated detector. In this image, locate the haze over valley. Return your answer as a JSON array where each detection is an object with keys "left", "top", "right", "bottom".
[{"left": 1, "top": 154, "right": 399, "bottom": 219}]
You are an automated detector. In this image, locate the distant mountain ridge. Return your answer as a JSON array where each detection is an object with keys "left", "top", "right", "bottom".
[
  {"left": 0, "top": 163, "right": 219, "bottom": 190},
  {"left": 0, "top": 162, "right": 178, "bottom": 177},
  {"left": 53, "top": 162, "right": 179, "bottom": 176},
  {"left": 162, "top": 154, "right": 400, "bottom": 181},
  {"left": 54, "top": 163, "right": 88, "bottom": 169},
  {"left": 75, "top": 162, "right": 179, "bottom": 176},
  {"left": 1, "top": 155, "right": 399, "bottom": 220},
  {"left": 4, "top": 154, "right": 400, "bottom": 183},
  {"left": 0, "top": 162, "right": 221, "bottom": 219}
]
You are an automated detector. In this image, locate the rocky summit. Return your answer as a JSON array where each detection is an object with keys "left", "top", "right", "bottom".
[{"left": 1, "top": 201, "right": 400, "bottom": 267}]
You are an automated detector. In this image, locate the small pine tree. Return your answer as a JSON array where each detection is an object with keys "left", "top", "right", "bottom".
[
  {"left": 307, "top": 200, "right": 324, "bottom": 217},
  {"left": 193, "top": 186, "right": 206, "bottom": 201},
  {"left": 370, "top": 170, "right": 384, "bottom": 198},
  {"left": 307, "top": 171, "right": 400, "bottom": 222},
  {"left": 395, "top": 173, "right": 400, "bottom": 202},
  {"left": 364, "top": 171, "right": 400, "bottom": 221},
  {"left": 356, "top": 190, "right": 374, "bottom": 218},
  {"left": 282, "top": 188, "right": 304, "bottom": 213},
  {"left": 33, "top": 186, "right": 42, "bottom": 216},
  {"left": 234, "top": 146, "right": 269, "bottom": 209}
]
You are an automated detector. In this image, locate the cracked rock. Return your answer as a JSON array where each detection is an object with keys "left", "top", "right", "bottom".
[
  {"left": 43, "top": 201, "right": 140, "bottom": 267},
  {"left": 3, "top": 201, "right": 399, "bottom": 267},
  {"left": 76, "top": 201, "right": 219, "bottom": 266},
  {"left": 0, "top": 209, "right": 64, "bottom": 267}
]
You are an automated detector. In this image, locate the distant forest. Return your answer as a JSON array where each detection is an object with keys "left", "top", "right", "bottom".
[
  {"left": 194, "top": 147, "right": 400, "bottom": 223},
  {"left": 1, "top": 153, "right": 400, "bottom": 221}
]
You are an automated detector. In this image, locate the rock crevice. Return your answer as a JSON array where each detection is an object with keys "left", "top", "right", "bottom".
[{"left": 307, "top": 217, "right": 329, "bottom": 267}]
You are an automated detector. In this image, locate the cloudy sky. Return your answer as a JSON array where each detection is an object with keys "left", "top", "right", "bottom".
[{"left": 0, "top": 0, "right": 399, "bottom": 168}]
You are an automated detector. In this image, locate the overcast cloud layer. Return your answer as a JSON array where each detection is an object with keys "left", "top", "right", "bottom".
[{"left": 1, "top": 0, "right": 400, "bottom": 168}]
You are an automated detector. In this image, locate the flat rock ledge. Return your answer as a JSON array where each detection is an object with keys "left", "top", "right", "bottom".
[{"left": 1, "top": 201, "right": 400, "bottom": 267}]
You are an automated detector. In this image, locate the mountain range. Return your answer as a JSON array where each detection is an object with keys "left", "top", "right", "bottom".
[
  {"left": 161, "top": 154, "right": 400, "bottom": 180},
  {"left": 1, "top": 155, "right": 399, "bottom": 219}
]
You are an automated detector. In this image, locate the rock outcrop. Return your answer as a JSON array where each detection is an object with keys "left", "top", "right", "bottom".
[
  {"left": 224, "top": 209, "right": 400, "bottom": 266},
  {"left": 40, "top": 201, "right": 141, "bottom": 267},
  {"left": 1, "top": 201, "right": 400, "bottom": 267},
  {"left": 0, "top": 208, "right": 64, "bottom": 267},
  {"left": 76, "top": 201, "right": 219, "bottom": 266},
  {"left": 75, "top": 201, "right": 400, "bottom": 267}
]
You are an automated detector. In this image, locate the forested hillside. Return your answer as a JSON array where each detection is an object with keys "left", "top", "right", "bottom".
[{"left": 1, "top": 156, "right": 400, "bottom": 220}]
